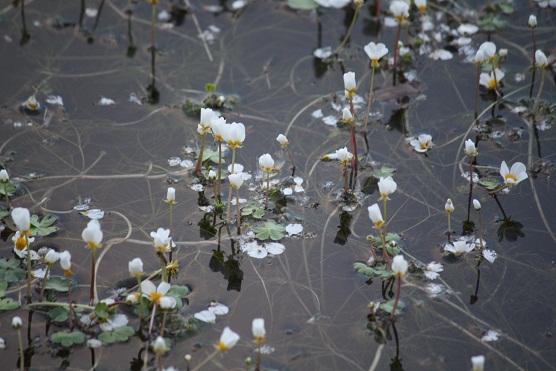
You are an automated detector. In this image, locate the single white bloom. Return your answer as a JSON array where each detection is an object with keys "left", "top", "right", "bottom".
[
  {"left": 24, "top": 95, "right": 40, "bottom": 110},
  {"left": 445, "top": 199, "right": 454, "bottom": 213},
  {"left": 217, "top": 327, "right": 240, "bottom": 351},
  {"left": 210, "top": 116, "right": 226, "bottom": 141},
  {"left": 159, "top": 296, "right": 177, "bottom": 309},
  {"left": 60, "top": 251, "right": 72, "bottom": 275},
  {"left": 368, "top": 204, "right": 384, "bottom": 228},
  {"left": 128, "top": 258, "right": 144, "bottom": 277},
  {"left": 335, "top": 147, "right": 353, "bottom": 166},
  {"left": 500, "top": 161, "right": 528, "bottom": 186},
  {"left": 194, "top": 310, "right": 216, "bottom": 323},
  {"left": 208, "top": 170, "right": 217, "bottom": 180},
  {"left": 222, "top": 122, "right": 246, "bottom": 149},
  {"left": 479, "top": 68, "right": 505, "bottom": 90},
  {"left": 184, "top": 354, "right": 192, "bottom": 362},
  {"left": 199, "top": 108, "right": 216, "bottom": 134},
  {"left": 99, "top": 313, "right": 129, "bottom": 331},
  {"left": 444, "top": 240, "right": 474, "bottom": 256},
  {"left": 152, "top": 336, "right": 167, "bottom": 355},
  {"left": 457, "top": 23, "right": 479, "bottom": 35},
  {"left": 208, "top": 302, "right": 229, "bottom": 315},
  {"left": 141, "top": 279, "right": 172, "bottom": 305},
  {"left": 478, "top": 41, "right": 496, "bottom": 62},
  {"left": 166, "top": 187, "right": 176, "bottom": 203},
  {"left": 473, "top": 199, "right": 481, "bottom": 210},
  {"left": 126, "top": 293, "right": 138, "bottom": 304},
  {"left": 276, "top": 134, "right": 289, "bottom": 146},
  {"left": 464, "top": 139, "right": 478, "bottom": 157},
  {"left": 44, "top": 249, "right": 60, "bottom": 264},
  {"left": 528, "top": 15, "right": 537, "bottom": 28},
  {"left": 481, "top": 330, "right": 501, "bottom": 342},
  {"left": 0, "top": 169, "right": 8, "bottom": 183},
  {"left": 259, "top": 154, "right": 275, "bottom": 173},
  {"left": 471, "top": 355, "right": 485, "bottom": 371},
  {"left": 342, "top": 107, "right": 353, "bottom": 122},
  {"left": 228, "top": 173, "right": 244, "bottom": 188},
  {"left": 378, "top": 176, "right": 397, "bottom": 201},
  {"left": 535, "top": 49, "right": 548, "bottom": 68},
  {"left": 252, "top": 318, "right": 266, "bottom": 342},
  {"left": 391, "top": 255, "right": 408, "bottom": 277},
  {"left": 482, "top": 249, "right": 497, "bottom": 263},
  {"left": 498, "top": 48, "right": 508, "bottom": 57},
  {"left": 228, "top": 163, "right": 244, "bottom": 174},
  {"left": 286, "top": 223, "right": 303, "bottom": 236},
  {"left": 364, "top": 42, "right": 388, "bottom": 67},
  {"left": 343, "top": 72, "right": 356, "bottom": 100},
  {"left": 87, "top": 339, "right": 103, "bottom": 349},
  {"left": 424, "top": 261, "right": 443, "bottom": 280},
  {"left": 390, "top": 1, "right": 409, "bottom": 23},
  {"left": 82, "top": 219, "right": 103, "bottom": 249},
  {"left": 472, "top": 50, "right": 485, "bottom": 65},
  {"left": 150, "top": 228, "right": 174, "bottom": 253},
  {"left": 11, "top": 207, "right": 31, "bottom": 232},
  {"left": 12, "top": 316, "right": 23, "bottom": 329},
  {"left": 32, "top": 268, "right": 47, "bottom": 279},
  {"left": 409, "top": 134, "right": 433, "bottom": 153},
  {"left": 414, "top": 0, "right": 426, "bottom": 12}
]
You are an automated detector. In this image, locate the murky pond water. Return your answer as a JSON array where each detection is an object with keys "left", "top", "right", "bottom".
[{"left": 1, "top": 0, "right": 555, "bottom": 370}]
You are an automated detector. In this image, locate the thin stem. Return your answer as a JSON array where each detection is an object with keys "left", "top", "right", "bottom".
[
  {"left": 334, "top": 7, "right": 360, "bottom": 54},
  {"left": 151, "top": 3, "right": 156, "bottom": 51},
  {"left": 217, "top": 141, "right": 222, "bottom": 203},
  {"left": 67, "top": 276, "right": 74, "bottom": 330},
  {"left": 392, "top": 24, "right": 402, "bottom": 86},
  {"left": 477, "top": 209, "right": 484, "bottom": 250},
  {"left": 380, "top": 227, "right": 392, "bottom": 267},
  {"left": 159, "top": 253, "right": 168, "bottom": 282},
  {"left": 256, "top": 346, "right": 262, "bottom": 371},
  {"left": 467, "top": 157, "right": 473, "bottom": 222},
  {"left": 149, "top": 303, "right": 157, "bottom": 335},
  {"left": 136, "top": 276, "right": 145, "bottom": 320},
  {"left": 3, "top": 183, "right": 10, "bottom": 209},
  {"left": 25, "top": 235, "right": 31, "bottom": 304},
  {"left": 349, "top": 100, "right": 358, "bottom": 189},
  {"left": 382, "top": 199, "right": 387, "bottom": 237},
  {"left": 447, "top": 213, "right": 451, "bottom": 238},
  {"left": 226, "top": 149, "right": 237, "bottom": 224},
  {"left": 363, "top": 67, "right": 376, "bottom": 133},
  {"left": 265, "top": 172, "right": 270, "bottom": 210},
  {"left": 235, "top": 187, "right": 241, "bottom": 235},
  {"left": 390, "top": 275, "right": 402, "bottom": 321},
  {"left": 191, "top": 350, "right": 219, "bottom": 371},
  {"left": 368, "top": 239, "right": 379, "bottom": 263},
  {"left": 285, "top": 146, "right": 296, "bottom": 176},
  {"left": 17, "top": 328, "right": 24, "bottom": 371},
  {"left": 38, "top": 265, "right": 51, "bottom": 302},
  {"left": 168, "top": 203, "right": 174, "bottom": 264},
  {"left": 343, "top": 165, "right": 349, "bottom": 195},
  {"left": 533, "top": 68, "right": 545, "bottom": 113},
  {"left": 160, "top": 310, "right": 168, "bottom": 337},
  {"left": 90, "top": 248, "right": 96, "bottom": 305}
]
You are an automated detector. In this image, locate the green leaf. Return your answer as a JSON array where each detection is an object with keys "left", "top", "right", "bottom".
[
  {"left": 95, "top": 302, "right": 110, "bottom": 319},
  {"left": 98, "top": 326, "right": 135, "bottom": 343},
  {"left": 205, "top": 83, "right": 216, "bottom": 92},
  {"left": 48, "top": 307, "right": 69, "bottom": 322},
  {"left": 0, "top": 297, "right": 20, "bottom": 311},
  {"left": 45, "top": 277, "right": 69, "bottom": 292},
  {"left": 50, "top": 331, "right": 86, "bottom": 347},
  {"left": 253, "top": 221, "right": 285, "bottom": 241},
  {"left": 0, "top": 280, "right": 7, "bottom": 297},
  {"left": 353, "top": 262, "right": 393, "bottom": 278},
  {"left": 498, "top": 2, "right": 514, "bottom": 14},
  {"left": 380, "top": 299, "right": 405, "bottom": 315},
  {"left": 479, "top": 178, "right": 499, "bottom": 191},
  {"left": 0, "top": 259, "right": 26, "bottom": 283},
  {"left": 167, "top": 285, "right": 189, "bottom": 309},
  {"left": 30, "top": 214, "right": 59, "bottom": 237},
  {"left": 372, "top": 166, "right": 396, "bottom": 179},
  {"left": 201, "top": 149, "right": 221, "bottom": 165},
  {"left": 0, "top": 183, "right": 16, "bottom": 198},
  {"left": 241, "top": 205, "right": 265, "bottom": 219},
  {"left": 287, "top": 0, "right": 318, "bottom": 10},
  {"left": 0, "top": 207, "right": 9, "bottom": 220}
]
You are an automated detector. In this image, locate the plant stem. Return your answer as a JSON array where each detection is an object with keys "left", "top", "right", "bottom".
[
  {"left": 447, "top": 213, "right": 451, "bottom": 238},
  {"left": 236, "top": 187, "right": 241, "bottom": 235},
  {"left": 217, "top": 141, "right": 222, "bottom": 203},
  {"left": 349, "top": 99, "right": 358, "bottom": 189},
  {"left": 265, "top": 172, "right": 270, "bottom": 209},
  {"left": 256, "top": 346, "right": 262, "bottom": 371},
  {"left": 334, "top": 7, "right": 360, "bottom": 54},
  {"left": 363, "top": 67, "right": 376, "bottom": 133},
  {"left": 474, "top": 64, "right": 481, "bottom": 120},
  {"left": 194, "top": 133, "right": 207, "bottom": 174},
  {"left": 17, "top": 328, "right": 24, "bottom": 371},
  {"left": 90, "top": 248, "right": 96, "bottom": 305},
  {"left": 380, "top": 227, "right": 392, "bottom": 268},
  {"left": 477, "top": 208, "right": 484, "bottom": 250},
  {"left": 343, "top": 165, "right": 349, "bottom": 195},
  {"left": 191, "top": 350, "right": 219, "bottom": 371},
  {"left": 168, "top": 203, "right": 174, "bottom": 264},
  {"left": 149, "top": 302, "right": 157, "bottom": 335},
  {"left": 38, "top": 265, "right": 51, "bottom": 302},
  {"left": 136, "top": 276, "right": 145, "bottom": 320},
  {"left": 150, "top": 3, "right": 156, "bottom": 51},
  {"left": 160, "top": 310, "right": 168, "bottom": 337},
  {"left": 226, "top": 149, "right": 237, "bottom": 224},
  {"left": 533, "top": 68, "right": 545, "bottom": 113},
  {"left": 382, "top": 199, "right": 388, "bottom": 237},
  {"left": 67, "top": 276, "right": 74, "bottom": 330},
  {"left": 392, "top": 24, "right": 402, "bottom": 86},
  {"left": 368, "top": 239, "right": 379, "bottom": 263},
  {"left": 25, "top": 235, "right": 31, "bottom": 304},
  {"left": 285, "top": 146, "right": 296, "bottom": 176},
  {"left": 390, "top": 275, "right": 402, "bottom": 321},
  {"left": 2, "top": 183, "right": 10, "bottom": 209},
  {"left": 159, "top": 253, "right": 168, "bottom": 282}
]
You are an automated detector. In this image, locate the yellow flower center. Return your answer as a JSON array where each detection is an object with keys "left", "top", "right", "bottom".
[
  {"left": 15, "top": 236, "right": 27, "bottom": 251},
  {"left": 86, "top": 242, "right": 100, "bottom": 250},
  {"left": 345, "top": 88, "right": 355, "bottom": 100},
  {"left": 371, "top": 59, "right": 379, "bottom": 68},
  {"left": 487, "top": 79, "right": 497, "bottom": 89},
  {"left": 418, "top": 5, "right": 426, "bottom": 12},
  {"left": 254, "top": 336, "right": 265, "bottom": 343},
  {"left": 227, "top": 141, "right": 242, "bottom": 149},
  {"left": 420, "top": 142, "right": 428, "bottom": 149},
  {"left": 505, "top": 174, "right": 517, "bottom": 185},
  {"left": 374, "top": 220, "right": 384, "bottom": 229},
  {"left": 64, "top": 269, "right": 72, "bottom": 277},
  {"left": 149, "top": 292, "right": 163, "bottom": 304},
  {"left": 217, "top": 341, "right": 228, "bottom": 351}
]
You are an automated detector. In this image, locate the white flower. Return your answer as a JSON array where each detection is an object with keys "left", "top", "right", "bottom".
[
  {"left": 478, "top": 41, "right": 496, "bottom": 62},
  {"left": 471, "top": 355, "right": 485, "bottom": 371},
  {"left": 82, "top": 219, "right": 103, "bottom": 250},
  {"left": 228, "top": 163, "right": 244, "bottom": 174},
  {"left": 222, "top": 122, "right": 246, "bottom": 149},
  {"left": 479, "top": 69, "right": 505, "bottom": 90},
  {"left": 99, "top": 313, "right": 129, "bottom": 331},
  {"left": 159, "top": 296, "right": 177, "bottom": 309},
  {"left": 528, "top": 15, "right": 537, "bottom": 28},
  {"left": 424, "top": 261, "right": 443, "bottom": 280},
  {"left": 390, "top": 1, "right": 409, "bottom": 23},
  {"left": 391, "top": 255, "right": 408, "bottom": 277},
  {"left": 535, "top": 49, "right": 548, "bottom": 68},
  {"left": 378, "top": 176, "right": 397, "bottom": 201},
  {"left": 228, "top": 173, "right": 244, "bottom": 189},
  {"left": 286, "top": 223, "right": 303, "bottom": 236},
  {"left": 444, "top": 240, "right": 474, "bottom": 256},
  {"left": 217, "top": 327, "right": 240, "bottom": 351},
  {"left": 473, "top": 199, "right": 481, "bottom": 210},
  {"left": 141, "top": 279, "right": 172, "bottom": 305},
  {"left": 482, "top": 249, "right": 497, "bottom": 263},
  {"left": 208, "top": 302, "right": 229, "bottom": 315},
  {"left": 60, "top": 251, "right": 72, "bottom": 275},
  {"left": 457, "top": 23, "right": 479, "bottom": 35},
  {"left": 32, "top": 268, "right": 47, "bottom": 279},
  {"left": 342, "top": 107, "right": 353, "bottom": 123},
  {"left": 364, "top": 42, "right": 388, "bottom": 67},
  {"left": 409, "top": 134, "right": 433, "bottom": 153},
  {"left": 11, "top": 207, "right": 31, "bottom": 232},
  {"left": 445, "top": 199, "right": 454, "bottom": 213},
  {"left": 343, "top": 72, "right": 356, "bottom": 100},
  {"left": 282, "top": 176, "right": 305, "bottom": 196},
  {"left": 12, "top": 316, "right": 22, "bottom": 329},
  {"left": 199, "top": 108, "right": 216, "bottom": 135},
  {"left": 276, "top": 134, "right": 289, "bottom": 146},
  {"left": 0, "top": 169, "right": 8, "bottom": 183},
  {"left": 23, "top": 95, "right": 40, "bottom": 110},
  {"left": 464, "top": 139, "right": 478, "bottom": 157},
  {"left": 259, "top": 154, "right": 275, "bottom": 173},
  {"left": 152, "top": 336, "right": 167, "bottom": 355},
  {"left": 481, "top": 329, "right": 501, "bottom": 342},
  {"left": 150, "top": 228, "right": 174, "bottom": 253},
  {"left": 368, "top": 204, "right": 384, "bottom": 228},
  {"left": 166, "top": 187, "right": 176, "bottom": 203},
  {"left": 128, "top": 258, "right": 143, "bottom": 277},
  {"left": 252, "top": 318, "right": 266, "bottom": 343},
  {"left": 87, "top": 339, "right": 103, "bottom": 349},
  {"left": 472, "top": 50, "right": 485, "bottom": 65},
  {"left": 241, "top": 241, "right": 285, "bottom": 259},
  {"left": 335, "top": 147, "right": 353, "bottom": 166},
  {"left": 500, "top": 161, "right": 527, "bottom": 187},
  {"left": 498, "top": 48, "right": 508, "bottom": 57},
  {"left": 211, "top": 116, "right": 226, "bottom": 141},
  {"left": 44, "top": 249, "right": 59, "bottom": 264},
  {"left": 12, "top": 230, "right": 35, "bottom": 253},
  {"left": 195, "top": 310, "right": 216, "bottom": 323},
  {"left": 414, "top": 0, "right": 426, "bottom": 12},
  {"left": 126, "top": 293, "right": 138, "bottom": 304},
  {"left": 315, "top": 0, "right": 350, "bottom": 8},
  {"left": 208, "top": 170, "right": 217, "bottom": 180}
]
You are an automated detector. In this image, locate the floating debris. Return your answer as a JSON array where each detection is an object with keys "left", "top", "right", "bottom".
[
  {"left": 46, "top": 95, "right": 64, "bottom": 106},
  {"left": 98, "top": 97, "right": 116, "bottom": 106}
]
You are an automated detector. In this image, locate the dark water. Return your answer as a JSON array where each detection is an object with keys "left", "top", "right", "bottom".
[{"left": 1, "top": 0, "right": 555, "bottom": 370}]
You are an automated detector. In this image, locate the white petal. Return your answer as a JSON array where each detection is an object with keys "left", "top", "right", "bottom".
[{"left": 265, "top": 242, "right": 285, "bottom": 255}]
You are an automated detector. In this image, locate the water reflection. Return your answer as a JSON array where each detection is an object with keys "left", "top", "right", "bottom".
[
  {"left": 334, "top": 211, "right": 352, "bottom": 245},
  {"left": 16, "top": 0, "right": 31, "bottom": 45},
  {"left": 209, "top": 244, "right": 243, "bottom": 292}
]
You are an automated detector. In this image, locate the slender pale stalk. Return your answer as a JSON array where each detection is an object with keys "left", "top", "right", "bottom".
[
  {"left": 392, "top": 24, "right": 402, "bottom": 86},
  {"left": 168, "top": 203, "right": 174, "bottom": 263},
  {"left": 264, "top": 171, "right": 270, "bottom": 209},
  {"left": 477, "top": 208, "right": 484, "bottom": 250},
  {"left": 158, "top": 253, "right": 168, "bottom": 282},
  {"left": 363, "top": 67, "right": 376, "bottom": 133},
  {"left": 136, "top": 276, "right": 145, "bottom": 320},
  {"left": 491, "top": 61, "right": 500, "bottom": 97},
  {"left": 217, "top": 141, "right": 223, "bottom": 204},
  {"left": 533, "top": 68, "right": 545, "bottom": 113},
  {"left": 529, "top": 28, "right": 537, "bottom": 98},
  {"left": 390, "top": 276, "right": 402, "bottom": 321},
  {"left": 2, "top": 183, "right": 10, "bottom": 209},
  {"left": 235, "top": 188, "right": 241, "bottom": 234},
  {"left": 334, "top": 7, "right": 360, "bottom": 53},
  {"left": 191, "top": 350, "right": 219, "bottom": 371},
  {"left": 343, "top": 164, "right": 349, "bottom": 195},
  {"left": 150, "top": 2, "right": 156, "bottom": 51},
  {"left": 38, "top": 265, "right": 51, "bottom": 302},
  {"left": 349, "top": 100, "right": 358, "bottom": 188},
  {"left": 380, "top": 228, "right": 392, "bottom": 267},
  {"left": 284, "top": 146, "right": 296, "bottom": 175},
  {"left": 149, "top": 303, "right": 158, "bottom": 335},
  {"left": 256, "top": 346, "right": 262, "bottom": 371},
  {"left": 467, "top": 158, "right": 474, "bottom": 223},
  {"left": 382, "top": 199, "right": 388, "bottom": 236},
  {"left": 368, "top": 239, "right": 379, "bottom": 263},
  {"left": 67, "top": 276, "right": 74, "bottom": 330},
  {"left": 17, "top": 326, "right": 24, "bottom": 371},
  {"left": 447, "top": 213, "right": 451, "bottom": 237},
  {"left": 225, "top": 149, "right": 237, "bottom": 224},
  {"left": 25, "top": 235, "right": 31, "bottom": 304},
  {"left": 160, "top": 311, "right": 168, "bottom": 337},
  {"left": 90, "top": 249, "right": 96, "bottom": 305},
  {"left": 193, "top": 133, "right": 207, "bottom": 174}
]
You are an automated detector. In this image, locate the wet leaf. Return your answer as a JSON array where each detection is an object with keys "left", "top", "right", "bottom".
[
  {"left": 0, "top": 184, "right": 16, "bottom": 198},
  {"left": 50, "top": 331, "right": 86, "bottom": 347},
  {"left": 48, "top": 307, "right": 70, "bottom": 322},
  {"left": 241, "top": 205, "right": 265, "bottom": 219},
  {"left": 98, "top": 326, "right": 135, "bottom": 343},
  {"left": 253, "top": 221, "right": 285, "bottom": 241},
  {"left": 205, "top": 83, "right": 216, "bottom": 92},
  {"left": 0, "top": 259, "right": 26, "bottom": 283},
  {"left": 380, "top": 299, "right": 404, "bottom": 315},
  {"left": 479, "top": 178, "right": 499, "bottom": 191},
  {"left": 30, "top": 214, "right": 59, "bottom": 237},
  {"left": 95, "top": 302, "right": 110, "bottom": 320},
  {"left": 0, "top": 280, "right": 7, "bottom": 297},
  {"left": 373, "top": 166, "right": 396, "bottom": 179},
  {"left": 354, "top": 262, "right": 393, "bottom": 278},
  {"left": 0, "top": 297, "right": 20, "bottom": 311},
  {"left": 497, "top": 2, "right": 514, "bottom": 14},
  {"left": 45, "top": 277, "right": 69, "bottom": 292},
  {"left": 201, "top": 149, "right": 220, "bottom": 164},
  {"left": 287, "top": 0, "right": 318, "bottom": 10}
]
